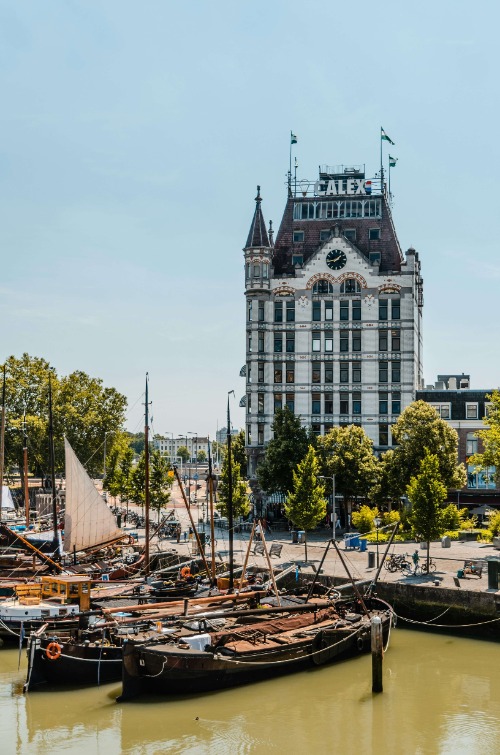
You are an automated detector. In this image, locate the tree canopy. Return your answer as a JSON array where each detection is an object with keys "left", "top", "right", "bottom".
[
  {"left": 285, "top": 445, "right": 326, "bottom": 561},
  {"left": 407, "top": 450, "right": 447, "bottom": 569},
  {"left": 217, "top": 452, "right": 250, "bottom": 519},
  {"left": 257, "top": 408, "right": 311, "bottom": 495},
  {"left": 470, "top": 389, "right": 500, "bottom": 486}
]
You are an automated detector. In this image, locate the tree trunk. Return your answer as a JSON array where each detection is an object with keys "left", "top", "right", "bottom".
[
  {"left": 427, "top": 540, "right": 430, "bottom": 573},
  {"left": 304, "top": 531, "right": 308, "bottom": 563}
]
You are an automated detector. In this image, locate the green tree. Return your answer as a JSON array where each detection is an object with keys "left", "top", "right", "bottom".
[
  {"left": 149, "top": 449, "right": 173, "bottom": 523},
  {"left": 130, "top": 452, "right": 146, "bottom": 507},
  {"left": 177, "top": 445, "right": 190, "bottom": 464},
  {"left": 470, "top": 389, "right": 500, "bottom": 487},
  {"left": 104, "top": 432, "right": 135, "bottom": 500},
  {"left": 231, "top": 430, "right": 247, "bottom": 477},
  {"left": 407, "top": 450, "right": 447, "bottom": 570},
  {"left": 196, "top": 450, "right": 207, "bottom": 463},
  {"left": 257, "top": 408, "right": 311, "bottom": 495},
  {"left": 217, "top": 456, "right": 250, "bottom": 519},
  {"left": 285, "top": 446, "right": 326, "bottom": 562},
  {"left": 316, "top": 425, "right": 379, "bottom": 525},
  {"left": 128, "top": 432, "right": 145, "bottom": 455},
  {"left": 117, "top": 447, "right": 135, "bottom": 508},
  {"left": 382, "top": 401, "right": 466, "bottom": 500}
]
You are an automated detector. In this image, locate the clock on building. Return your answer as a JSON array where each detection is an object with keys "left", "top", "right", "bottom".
[{"left": 326, "top": 249, "right": 347, "bottom": 270}]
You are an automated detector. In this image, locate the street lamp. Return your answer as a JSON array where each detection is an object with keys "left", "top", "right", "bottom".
[
  {"left": 374, "top": 516, "right": 382, "bottom": 568},
  {"left": 103, "top": 431, "right": 113, "bottom": 481},
  {"left": 319, "top": 475, "right": 336, "bottom": 541}
]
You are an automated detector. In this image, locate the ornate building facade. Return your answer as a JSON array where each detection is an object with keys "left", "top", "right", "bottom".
[{"left": 243, "top": 164, "right": 424, "bottom": 481}]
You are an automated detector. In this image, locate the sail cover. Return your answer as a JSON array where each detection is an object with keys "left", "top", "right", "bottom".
[{"left": 64, "top": 438, "right": 122, "bottom": 553}]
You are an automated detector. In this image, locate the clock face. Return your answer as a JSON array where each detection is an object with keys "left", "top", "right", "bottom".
[{"left": 326, "top": 249, "right": 347, "bottom": 270}]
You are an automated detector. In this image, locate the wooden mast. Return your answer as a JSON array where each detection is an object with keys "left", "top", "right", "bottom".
[
  {"left": 0, "top": 366, "right": 5, "bottom": 522},
  {"left": 144, "top": 373, "right": 150, "bottom": 576},
  {"left": 226, "top": 391, "right": 235, "bottom": 592},
  {"left": 48, "top": 373, "right": 59, "bottom": 557},
  {"left": 207, "top": 437, "right": 216, "bottom": 584},
  {"left": 23, "top": 409, "right": 30, "bottom": 526}
]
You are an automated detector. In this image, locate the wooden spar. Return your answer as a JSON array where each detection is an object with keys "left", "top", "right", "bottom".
[
  {"left": 173, "top": 465, "right": 211, "bottom": 578},
  {"left": 226, "top": 392, "right": 235, "bottom": 592},
  {"left": 238, "top": 520, "right": 256, "bottom": 589},
  {"left": 365, "top": 523, "right": 399, "bottom": 598},
  {"left": 0, "top": 522, "right": 63, "bottom": 572},
  {"left": 23, "top": 411, "right": 30, "bottom": 527},
  {"left": 102, "top": 590, "right": 269, "bottom": 615},
  {"left": 306, "top": 539, "right": 332, "bottom": 602},
  {"left": 259, "top": 521, "right": 281, "bottom": 606},
  {"left": 0, "top": 365, "right": 5, "bottom": 522},
  {"left": 207, "top": 438, "right": 216, "bottom": 584},
  {"left": 144, "top": 374, "right": 150, "bottom": 575},
  {"left": 332, "top": 538, "right": 370, "bottom": 617},
  {"left": 47, "top": 374, "right": 59, "bottom": 556}
]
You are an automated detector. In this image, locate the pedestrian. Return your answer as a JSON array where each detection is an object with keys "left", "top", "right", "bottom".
[
  {"left": 412, "top": 549, "right": 419, "bottom": 572},
  {"left": 188, "top": 526, "right": 193, "bottom": 541},
  {"left": 176, "top": 525, "right": 181, "bottom": 543},
  {"left": 183, "top": 531, "right": 187, "bottom": 542}
]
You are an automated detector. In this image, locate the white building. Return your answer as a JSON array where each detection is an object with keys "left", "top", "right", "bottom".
[
  {"left": 242, "top": 166, "right": 423, "bottom": 479},
  {"left": 154, "top": 435, "right": 210, "bottom": 463}
]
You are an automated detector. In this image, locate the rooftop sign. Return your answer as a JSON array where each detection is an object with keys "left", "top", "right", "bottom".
[{"left": 314, "top": 178, "right": 372, "bottom": 196}]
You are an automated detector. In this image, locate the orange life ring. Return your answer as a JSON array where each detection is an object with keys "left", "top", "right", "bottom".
[
  {"left": 128, "top": 535, "right": 136, "bottom": 544},
  {"left": 46, "top": 641, "right": 62, "bottom": 661},
  {"left": 180, "top": 566, "right": 191, "bottom": 579}
]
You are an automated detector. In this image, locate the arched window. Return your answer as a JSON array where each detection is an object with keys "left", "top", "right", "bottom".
[
  {"left": 313, "top": 279, "right": 333, "bottom": 294},
  {"left": 340, "top": 278, "right": 361, "bottom": 293}
]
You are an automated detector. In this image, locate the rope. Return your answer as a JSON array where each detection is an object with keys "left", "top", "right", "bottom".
[{"left": 395, "top": 611, "right": 500, "bottom": 629}]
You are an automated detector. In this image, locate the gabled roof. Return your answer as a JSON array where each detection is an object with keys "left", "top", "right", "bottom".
[{"left": 245, "top": 186, "right": 270, "bottom": 249}]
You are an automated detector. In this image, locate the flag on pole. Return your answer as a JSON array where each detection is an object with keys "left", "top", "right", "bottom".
[
  {"left": 381, "top": 127, "right": 395, "bottom": 145},
  {"left": 291, "top": 132, "right": 297, "bottom": 144},
  {"left": 389, "top": 155, "right": 397, "bottom": 167}
]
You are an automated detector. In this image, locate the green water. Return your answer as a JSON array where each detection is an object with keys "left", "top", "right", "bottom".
[{"left": 1, "top": 629, "right": 499, "bottom": 754}]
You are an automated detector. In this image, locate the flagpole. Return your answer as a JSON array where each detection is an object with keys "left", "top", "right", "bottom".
[
  {"left": 288, "top": 132, "right": 292, "bottom": 197},
  {"left": 380, "top": 127, "right": 384, "bottom": 195},
  {"left": 388, "top": 158, "right": 391, "bottom": 198}
]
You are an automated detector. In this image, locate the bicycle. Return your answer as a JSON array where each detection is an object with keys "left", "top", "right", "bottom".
[
  {"left": 384, "top": 553, "right": 412, "bottom": 573},
  {"left": 413, "top": 559, "right": 436, "bottom": 575}
]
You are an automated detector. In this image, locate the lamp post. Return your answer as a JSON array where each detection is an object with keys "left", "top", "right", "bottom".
[
  {"left": 319, "top": 475, "right": 336, "bottom": 540},
  {"left": 374, "top": 516, "right": 382, "bottom": 568},
  {"left": 188, "top": 432, "right": 198, "bottom": 508},
  {"left": 103, "top": 431, "right": 113, "bottom": 482}
]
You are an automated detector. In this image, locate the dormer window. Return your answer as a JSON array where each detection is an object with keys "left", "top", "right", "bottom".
[
  {"left": 344, "top": 229, "right": 356, "bottom": 242},
  {"left": 340, "top": 279, "right": 361, "bottom": 293},
  {"left": 313, "top": 279, "right": 334, "bottom": 294},
  {"left": 293, "top": 231, "right": 305, "bottom": 243},
  {"left": 320, "top": 230, "right": 331, "bottom": 242},
  {"left": 369, "top": 228, "right": 381, "bottom": 240}
]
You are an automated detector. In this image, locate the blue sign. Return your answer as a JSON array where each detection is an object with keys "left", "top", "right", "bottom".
[{"left": 193, "top": 474, "right": 199, "bottom": 480}]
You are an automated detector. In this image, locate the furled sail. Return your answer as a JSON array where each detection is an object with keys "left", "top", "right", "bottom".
[{"left": 64, "top": 438, "right": 122, "bottom": 552}]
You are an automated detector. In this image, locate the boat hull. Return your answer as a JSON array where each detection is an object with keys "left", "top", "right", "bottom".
[{"left": 25, "top": 637, "right": 122, "bottom": 690}]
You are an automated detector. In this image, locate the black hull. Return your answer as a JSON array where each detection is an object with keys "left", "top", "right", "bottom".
[
  {"left": 25, "top": 638, "right": 122, "bottom": 690},
  {"left": 119, "top": 611, "right": 391, "bottom": 700}
]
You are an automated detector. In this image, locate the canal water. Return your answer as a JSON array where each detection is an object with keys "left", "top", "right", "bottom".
[{"left": 1, "top": 629, "right": 499, "bottom": 754}]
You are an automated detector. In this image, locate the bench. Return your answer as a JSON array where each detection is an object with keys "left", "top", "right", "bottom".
[
  {"left": 253, "top": 542, "right": 265, "bottom": 556},
  {"left": 269, "top": 543, "right": 283, "bottom": 558},
  {"left": 463, "top": 560, "right": 487, "bottom": 578}
]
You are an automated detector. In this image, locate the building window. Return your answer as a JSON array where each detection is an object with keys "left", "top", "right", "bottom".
[
  {"left": 379, "top": 299, "right": 388, "bottom": 321},
  {"left": 274, "top": 301, "right": 283, "bottom": 322},
  {"left": 247, "top": 393, "right": 252, "bottom": 414},
  {"left": 352, "top": 392, "right": 361, "bottom": 415},
  {"left": 248, "top": 333, "right": 252, "bottom": 352},
  {"left": 258, "top": 333, "right": 265, "bottom": 353},
  {"left": 274, "top": 333, "right": 283, "bottom": 352},
  {"left": 392, "top": 392, "right": 401, "bottom": 415},
  {"left": 311, "top": 423, "right": 321, "bottom": 435},
  {"left": 325, "top": 364, "right": 333, "bottom": 383},
  {"left": 466, "top": 432, "right": 478, "bottom": 455},
  {"left": 286, "top": 300, "right": 295, "bottom": 322},
  {"left": 466, "top": 403, "right": 478, "bottom": 419},
  {"left": 246, "top": 262, "right": 250, "bottom": 280},
  {"left": 325, "top": 300, "right": 333, "bottom": 321},
  {"left": 392, "top": 361, "right": 401, "bottom": 383},
  {"left": 392, "top": 299, "right": 400, "bottom": 320},
  {"left": 274, "top": 393, "right": 282, "bottom": 413},
  {"left": 352, "top": 300, "right": 361, "bottom": 321},
  {"left": 263, "top": 263, "right": 269, "bottom": 279},
  {"left": 286, "top": 393, "right": 295, "bottom": 413},
  {"left": 274, "top": 365, "right": 282, "bottom": 383},
  {"left": 340, "top": 364, "right": 349, "bottom": 383},
  {"left": 379, "top": 361, "right": 388, "bottom": 383},
  {"left": 247, "top": 300, "right": 253, "bottom": 321},
  {"left": 352, "top": 364, "right": 361, "bottom": 383},
  {"left": 247, "top": 425, "right": 252, "bottom": 444},
  {"left": 258, "top": 300, "right": 265, "bottom": 321},
  {"left": 340, "top": 301, "right": 349, "bottom": 321},
  {"left": 340, "top": 392, "right": 349, "bottom": 414},
  {"left": 253, "top": 263, "right": 260, "bottom": 278},
  {"left": 391, "top": 329, "right": 401, "bottom": 351},
  {"left": 379, "top": 392, "right": 388, "bottom": 414},
  {"left": 258, "top": 424, "right": 264, "bottom": 445},
  {"left": 340, "top": 279, "right": 361, "bottom": 293},
  {"left": 325, "top": 333, "right": 333, "bottom": 352},
  {"left": 320, "top": 229, "right": 331, "bottom": 242},
  {"left": 258, "top": 362, "right": 264, "bottom": 383},
  {"left": 312, "top": 331, "right": 321, "bottom": 352},
  {"left": 344, "top": 229, "right": 356, "bottom": 242},
  {"left": 312, "top": 301, "right": 321, "bottom": 321},
  {"left": 369, "top": 228, "right": 381, "bottom": 240},
  {"left": 352, "top": 332, "right": 361, "bottom": 352},
  {"left": 430, "top": 403, "right": 450, "bottom": 419},
  {"left": 292, "top": 254, "right": 303, "bottom": 266},
  {"left": 340, "top": 333, "right": 349, "bottom": 352},
  {"left": 286, "top": 362, "right": 295, "bottom": 383},
  {"left": 286, "top": 333, "right": 295, "bottom": 353},
  {"left": 379, "top": 423, "right": 389, "bottom": 446},
  {"left": 313, "top": 280, "right": 333, "bottom": 294},
  {"left": 379, "top": 330, "right": 388, "bottom": 351},
  {"left": 324, "top": 393, "right": 333, "bottom": 414},
  {"left": 247, "top": 363, "right": 252, "bottom": 383},
  {"left": 312, "top": 362, "right": 321, "bottom": 384},
  {"left": 293, "top": 231, "right": 304, "bottom": 243},
  {"left": 258, "top": 393, "right": 264, "bottom": 414},
  {"left": 312, "top": 393, "right": 321, "bottom": 414}
]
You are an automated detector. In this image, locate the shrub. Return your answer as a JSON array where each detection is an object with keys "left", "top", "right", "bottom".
[
  {"left": 382, "top": 510, "right": 400, "bottom": 528},
  {"left": 488, "top": 511, "right": 500, "bottom": 537},
  {"left": 459, "top": 515, "right": 478, "bottom": 530},
  {"left": 441, "top": 504, "right": 461, "bottom": 531},
  {"left": 442, "top": 530, "right": 460, "bottom": 540},
  {"left": 352, "top": 505, "right": 379, "bottom": 534},
  {"left": 362, "top": 532, "right": 389, "bottom": 544}
]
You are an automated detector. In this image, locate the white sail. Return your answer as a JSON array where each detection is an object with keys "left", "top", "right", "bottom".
[{"left": 64, "top": 438, "right": 122, "bottom": 553}]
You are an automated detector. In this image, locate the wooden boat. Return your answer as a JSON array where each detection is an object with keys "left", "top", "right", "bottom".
[{"left": 118, "top": 595, "right": 393, "bottom": 699}]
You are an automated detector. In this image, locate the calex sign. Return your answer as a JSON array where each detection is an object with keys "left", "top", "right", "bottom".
[{"left": 314, "top": 178, "right": 372, "bottom": 196}]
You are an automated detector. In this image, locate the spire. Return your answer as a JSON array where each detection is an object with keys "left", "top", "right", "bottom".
[
  {"left": 245, "top": 185, "right": 270, "bottom": 248},
  {"left": 268, "top": 219, "right": 274, "bottom": 247}
]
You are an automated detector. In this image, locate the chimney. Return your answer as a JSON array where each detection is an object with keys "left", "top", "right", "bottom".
[{"left": 448, "top": 377, "right": 457, "bottom": 390}]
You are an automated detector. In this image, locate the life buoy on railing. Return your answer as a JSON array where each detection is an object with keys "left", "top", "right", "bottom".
[
  {"left": 180, "top": 566, "right": 191, "bottom": 579},
  {"left": 46, "top": 641, "right": 62, "bottom": 661},
  {"left": 128, "top": 535, "right": 136, "bottom": 544}
]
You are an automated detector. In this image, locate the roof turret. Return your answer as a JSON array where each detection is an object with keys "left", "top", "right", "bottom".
[{"left": 245, "top": 186, "right": 270, "bottom": 249}]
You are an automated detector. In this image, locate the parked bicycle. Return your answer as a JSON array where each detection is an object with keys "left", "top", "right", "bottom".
[
  {"left": 384, "top": 553, "right": 412, "bottom": 574},
  {"left": 414, "top": 559, "right": 437, "bottom": 575}
]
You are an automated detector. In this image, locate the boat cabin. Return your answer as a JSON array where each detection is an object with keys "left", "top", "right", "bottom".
[{"left": 40, "top": 575, "right": 92, "bottom": 610}]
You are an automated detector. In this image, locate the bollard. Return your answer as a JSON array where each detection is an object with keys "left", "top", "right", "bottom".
[
  {"left": 183, "top": 598, "right": 189, "bottom": 616},
  {"left": 371, "top": 615, "right": 383, "bottom": 693}
]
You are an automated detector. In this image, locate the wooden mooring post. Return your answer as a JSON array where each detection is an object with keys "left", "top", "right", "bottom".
[{"left": 371, "top": 615, "right": 383, "bottom": 693}]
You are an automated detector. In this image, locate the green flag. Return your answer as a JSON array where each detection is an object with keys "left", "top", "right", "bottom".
[
  {"left": 381, "top": 127, "right": 395, "bottom": 145},
  {"left": 291, "top": 132, "right": 297, "bottom": 144},
  {"left": 389, "top": 155, "right": 397, "bottom": 167}
]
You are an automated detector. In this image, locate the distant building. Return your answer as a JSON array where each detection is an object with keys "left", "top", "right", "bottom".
[
  {"left": 417, "top": 375, "right": 500, "bottom": 507},
  {"left": 153, "top": 436, "right": 210, "bottom": 463},
  {"left": 215, "top": 427, "right": 240, "bottom": 444}
]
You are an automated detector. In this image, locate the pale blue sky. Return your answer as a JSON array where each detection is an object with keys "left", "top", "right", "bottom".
[{"left": 1, "top": 1, "right": 498, "bottom": 438}]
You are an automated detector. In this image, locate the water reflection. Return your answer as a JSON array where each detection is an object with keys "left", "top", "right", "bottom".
[{"left": 1, "top": 630, "right": 499, "bottom": 754}]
